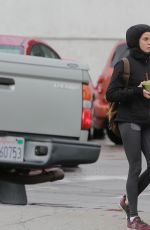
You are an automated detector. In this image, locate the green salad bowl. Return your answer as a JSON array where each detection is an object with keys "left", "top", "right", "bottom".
[{"left": 143, "top": 80, "right": 150, "bottom": 92}]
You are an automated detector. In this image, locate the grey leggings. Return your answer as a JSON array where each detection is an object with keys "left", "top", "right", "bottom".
[{"left": 119, "top": 122, "right": 150, "bottom": 217}]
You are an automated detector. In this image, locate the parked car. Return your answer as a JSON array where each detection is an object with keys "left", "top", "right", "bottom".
[
  {"left": 93, "top": 40, "right": 129, "bottom": 144},
  {"left": 0, "top": 34, "right": 61, "bottom": 59},
  {"left": 0, "top": 53, "right": 101, "bottom": 204},
  {"left": 0, "top": 35, "right": 98, "bottom": 165}
]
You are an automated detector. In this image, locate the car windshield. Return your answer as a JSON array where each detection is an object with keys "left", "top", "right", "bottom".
[
  {"left": 0, "top": 45, "right": 21, "bottom": 54},
  {"left": 111, "top": 44, "right": 129, "bottom": 67}
]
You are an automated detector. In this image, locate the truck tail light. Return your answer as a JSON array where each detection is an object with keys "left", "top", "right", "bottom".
[
  {"left": 82, "top": 108, "right": 92, "bottom": 129},
  {"left": 82, "top": 85, "right": 91, "bottom": 100},
  {"left": 82, "top": 84, "right": 92, "bottom": 129}
]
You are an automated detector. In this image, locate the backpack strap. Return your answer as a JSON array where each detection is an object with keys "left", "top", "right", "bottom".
[{"left": 122, "top": 57, "right": 130, "bottom": 87}]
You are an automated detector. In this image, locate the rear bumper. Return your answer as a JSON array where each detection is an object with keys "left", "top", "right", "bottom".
[
  {"left": 49, "top": 139, "right": 101, "bottom": 166},
  {"left": 0, "top": 138, "right": 101, "bottom": 169}
]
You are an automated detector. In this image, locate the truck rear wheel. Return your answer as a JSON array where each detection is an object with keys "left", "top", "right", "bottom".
[{"left": 93, "top": 128, "right": 105, "bottom": 139}]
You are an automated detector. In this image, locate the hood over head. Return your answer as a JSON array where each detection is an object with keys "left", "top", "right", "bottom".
[{"left": 126, "top": 24, "right": 150, "bottom": 49}]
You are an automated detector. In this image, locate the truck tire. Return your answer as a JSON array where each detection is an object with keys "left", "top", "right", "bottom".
[{"left": 93, "top": 128, "right": 105, "bottom": 139}]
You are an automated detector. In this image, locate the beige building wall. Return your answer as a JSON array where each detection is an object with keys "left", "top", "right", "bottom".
[{"left": 0, "top": 0, "right": 150, "bottom": 84}]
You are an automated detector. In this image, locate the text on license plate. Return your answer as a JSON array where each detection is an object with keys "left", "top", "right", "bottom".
[{"left": 0, "top": 136, "right": 24, "bottom": 162}]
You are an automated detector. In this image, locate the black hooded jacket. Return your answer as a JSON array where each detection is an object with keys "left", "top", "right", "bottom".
[{"left": 106, "top": 24, "right": 150, "bottom": 124}]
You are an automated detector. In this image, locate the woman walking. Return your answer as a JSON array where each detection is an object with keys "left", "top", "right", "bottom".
[{"left": 106, "top": 24, "right": 150, "bottom": 230}]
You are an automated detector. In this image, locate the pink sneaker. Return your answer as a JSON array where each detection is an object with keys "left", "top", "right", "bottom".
[{"left": 127, "top": 216, "right": 150, "bottom": 230}]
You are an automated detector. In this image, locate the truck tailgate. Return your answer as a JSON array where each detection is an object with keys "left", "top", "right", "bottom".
[{"left": 0, "top": 54, "right": 85, "bottom": 137}]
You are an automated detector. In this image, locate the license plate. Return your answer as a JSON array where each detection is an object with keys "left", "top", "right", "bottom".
[{"left": 0, "top": 136, "right": 24, "bottom": 162}]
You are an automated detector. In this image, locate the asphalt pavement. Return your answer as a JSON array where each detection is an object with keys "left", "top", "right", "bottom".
[{"left": 0, "top": 136, "right": 150, "bottom": 230}]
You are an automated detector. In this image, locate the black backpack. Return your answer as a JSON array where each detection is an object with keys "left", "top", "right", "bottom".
[{"left": 107, "top": 57, "right": 130, "bottom": 137}]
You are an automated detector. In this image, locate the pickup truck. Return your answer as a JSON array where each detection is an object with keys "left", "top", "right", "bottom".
[{"left": 0, "top": 53, "right": 100, "bottom": 186}]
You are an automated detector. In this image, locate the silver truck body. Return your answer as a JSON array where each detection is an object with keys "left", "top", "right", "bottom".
[{"left": 0, "top": 53, "right": 100, "bottom": 170}]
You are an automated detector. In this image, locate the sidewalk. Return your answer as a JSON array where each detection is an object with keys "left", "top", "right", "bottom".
[{"left": 0, "top": 204, "right": 149, "bottom": 230}]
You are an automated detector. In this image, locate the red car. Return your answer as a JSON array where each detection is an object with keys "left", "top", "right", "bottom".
[
  {"left": 0, "top": 34, "right": 61, "bottom": 59},
  {"left": 93, "top": 40, "right": 129, "bottom": 144}
]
